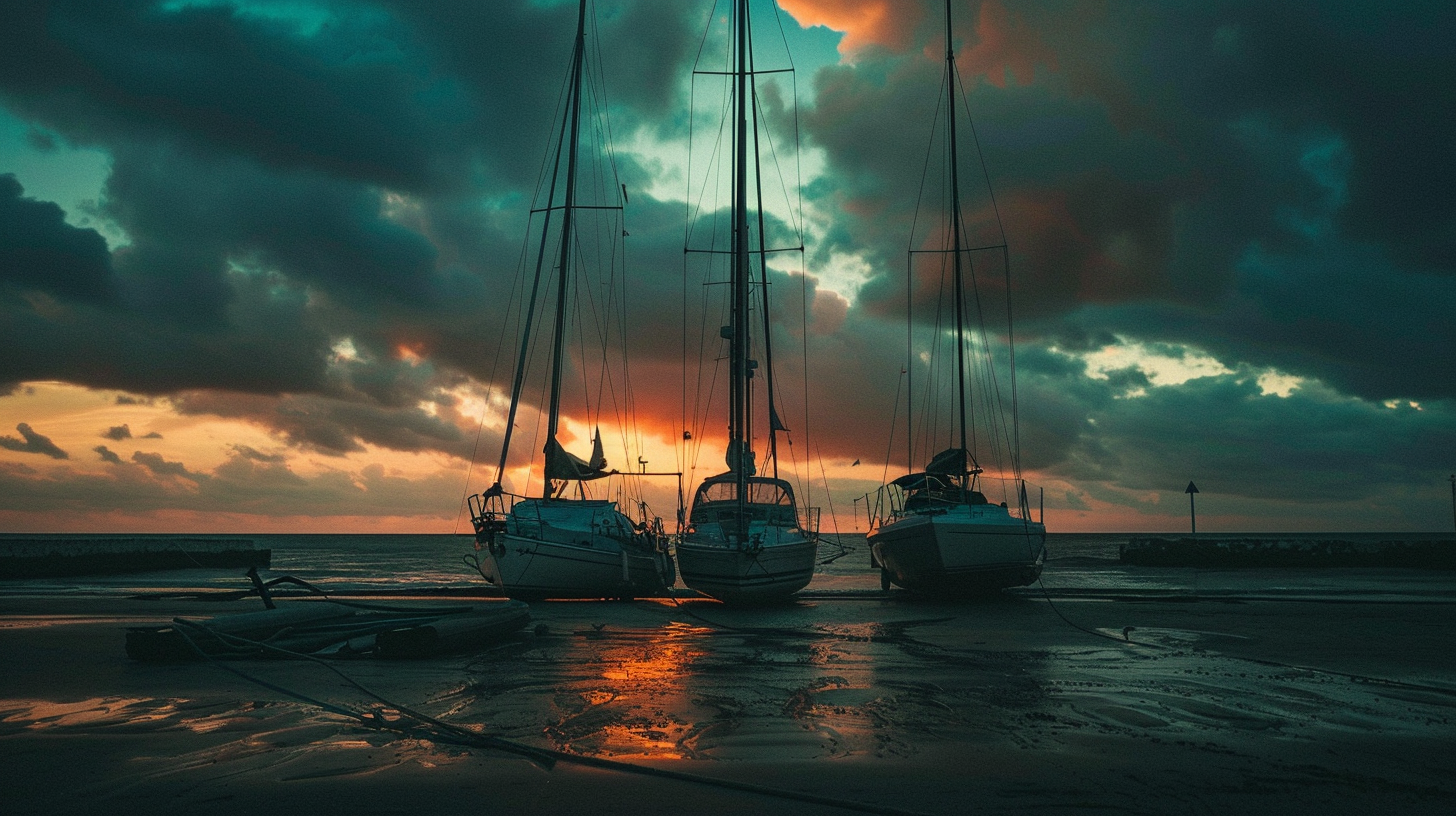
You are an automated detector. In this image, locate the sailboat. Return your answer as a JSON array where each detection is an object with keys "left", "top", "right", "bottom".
[
  {"left": 676, "top": 0, "right": 819, "bottom": 604},
  {"left": 465, "top": 0, "right": 675, "bottom": 600},
  {"left": 866, "top": 0, "right": 1047, "bottom": 594}
]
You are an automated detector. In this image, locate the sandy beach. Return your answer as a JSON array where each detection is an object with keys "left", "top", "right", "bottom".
[{"left": 3, "top": 580, "right": 1455, "bottom": 815}]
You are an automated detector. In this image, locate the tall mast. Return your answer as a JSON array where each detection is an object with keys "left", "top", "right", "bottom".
[
  {"left": 544, "top": 0, "right": 589, "bottom": 496},
  {"left": 731, "top": 0, "right": 751, "bottom": 530},
  {"left": 493, "top": 5, "right": 581, "bottom": 492},
  {"left": 945, "top": 0, "right": 970, "bottom": 480}
]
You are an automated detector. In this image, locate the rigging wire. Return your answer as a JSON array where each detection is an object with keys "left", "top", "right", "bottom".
[
  {"left": 456, "top": 28, "right": 584, "bottom": 530},
  {"left": 171, "top": 617, "right": 939, "bottom": 816}
]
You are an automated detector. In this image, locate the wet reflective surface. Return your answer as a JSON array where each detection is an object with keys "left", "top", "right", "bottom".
[{"left": 3, "top": 535, "right": 1455, "bottom": 813}]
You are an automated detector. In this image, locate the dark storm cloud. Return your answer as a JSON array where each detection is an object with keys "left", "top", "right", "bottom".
[
  {"left": 0, "top": 0, "right": 707, "bottom": 459},
  {"left": 381, "top": 0, "right": 696, "bottom": 129},
  {"left": 102, "top": 425, "right": 132, "bottom": 441},
  {"left": 101, "top": 142, "right": 440, "bottom": 317},
  {"left": 0, "top": 174, "right": 116, "bottom": 304},
  {"left": 171, "top": 390, "right": 476, "bottom": 459},
  {"left": 985, "top": 343, "right": 1455, "bottom": 527},
  {"left": 0, "top": 423, "right": 69, "bottom": 459},
  {"left": 799, "top": 0, "right": 1456, "bottom": 407},
  {"left": 1058, "top": 372, "right": 1456, "bottom": 508},
  {"left": 0, "top": 254, "right": 332, "bottom": 394},
  {"left": 0, "top": 1, "right": 479, "bottom": 192},
  {"left": 0, "top": 0, "right": 1450, "bottom": 530},
  {"left": 1150, "top": 2, "right": 1456, "bottom": 271}
]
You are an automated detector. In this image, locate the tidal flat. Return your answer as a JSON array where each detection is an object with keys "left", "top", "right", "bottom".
[{"left": 2, "top": 576, "right": 1454, "bottom": 815}]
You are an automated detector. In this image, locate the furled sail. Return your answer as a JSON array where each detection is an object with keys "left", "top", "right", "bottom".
[
  {"left": 925, "top": 447, "right": 968, "bottom": 476},
  {"left": 544, "top": 435, "right": 609, "bottom": 481},
  {"left": 725, "top": 438, "right": 757, "bottom": 475}
]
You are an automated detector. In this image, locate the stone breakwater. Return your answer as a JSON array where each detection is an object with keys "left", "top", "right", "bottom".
[
  {"left": 1120, "top": 537, "right": 1456, "bottom": 568},
  {"left": 0, "top": 538, "right": 270, "bottom": 578}
]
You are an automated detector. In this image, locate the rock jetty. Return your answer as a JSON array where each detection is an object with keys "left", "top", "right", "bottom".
[{"left": 0, "top": 538, "right": 270, "bottom": 578}]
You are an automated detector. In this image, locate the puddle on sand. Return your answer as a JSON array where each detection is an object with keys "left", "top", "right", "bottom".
[
  {"left": 0, "top": 694, "right": 472, "bottom": 786},
  {"left": 449, "top": 615, "right": 1045, "bottom": 761}
]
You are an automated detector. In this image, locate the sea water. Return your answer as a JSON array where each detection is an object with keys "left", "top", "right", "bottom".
[{"left": 0, "top": 531, "right": 1452, "bottom": 602}]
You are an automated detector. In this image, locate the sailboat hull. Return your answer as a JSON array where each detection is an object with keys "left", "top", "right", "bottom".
[
  {"left": 870, "top": 507, "right": 1045, "bottom": 594},
  {"left": 480, "top": 535, "right": 672, "bottom": 599},
  {"left": 677, "top": 535, "right": 817, "bottom": 604},
  {"left": 476, "top": 499, "right": 674, "bottom": 599}
]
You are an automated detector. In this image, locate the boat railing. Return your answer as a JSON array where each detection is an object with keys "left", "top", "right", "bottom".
[
  {"left": 803, "top": 506, "right": 821, "bottom": 537},
  {"left": 468, "top": 489, "right": 517, "bottom": 551},
  {"left": 469, "top": 486, "right": 672, "bottom": 554},
  {"left": 690, "top": 500, "right": 799, "bottom": 530},
  {"left": 861, "top": 477, "right": 1044, "bottom": 529}
]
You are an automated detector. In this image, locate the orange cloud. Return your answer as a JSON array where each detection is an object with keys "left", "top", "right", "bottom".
[
  {"left": 777, "top": 0, "right": 921, "bottom": 53},
  {"left": 779, "top": 0, "right": 1057, "bottom": 86},
  {"left": 958, "top": 0, "right": 1057, "bottom": 87}
]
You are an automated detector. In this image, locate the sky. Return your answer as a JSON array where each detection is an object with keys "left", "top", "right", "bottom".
[{"left": 1, "top": 0, "right": 1453, "bottom": 535}]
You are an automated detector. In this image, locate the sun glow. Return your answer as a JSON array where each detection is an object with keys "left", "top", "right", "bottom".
[
  {"left": 1076, "top": 339, "right": 1232, "bottom": 387},
  {"left": 1256, "top": 370, "right": 1303, "bottom": 397},
  {"left": 0, "top": 381, "right": 477, "bottom": 532},
  {"left": 395, "top": 343, "right": 426, "bottom": 365}
]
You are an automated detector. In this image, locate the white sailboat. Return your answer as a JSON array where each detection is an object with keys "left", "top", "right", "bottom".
[
  {"left": 466, "top": 0, "right": 674, "bottom": 600},
  {"left": 676, "top": 0, "right": 818, "bottom": 604},
  {"left": 867, "top": 0, "right": 1047, "bottom": 595}
]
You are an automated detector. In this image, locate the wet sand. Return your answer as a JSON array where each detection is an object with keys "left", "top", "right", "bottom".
[{"left": 2, "top": 586, "right": 1454, "bottom": 815}]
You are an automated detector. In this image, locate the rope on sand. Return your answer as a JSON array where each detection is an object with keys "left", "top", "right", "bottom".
[{"left": 172, "top": 622, "right": 941, "bottom": 816}]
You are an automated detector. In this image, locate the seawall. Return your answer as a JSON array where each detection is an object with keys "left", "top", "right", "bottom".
[
  {"left": 0, "top": 538, "right": 270, "bottom": 578},
  {"left": 1120, "top": 537, "right": 1456, "bottom": 568}
]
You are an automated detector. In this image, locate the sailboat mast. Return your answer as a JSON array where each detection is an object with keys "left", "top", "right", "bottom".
[
  {"left": 731, "top": 0, "right": 751, "bottom": 521},
  {"left": 945, "top": 0, "right": 970, "bottom": 478},
  {"left": 544, "top": 0, "right": 589, "bottom": 496}
]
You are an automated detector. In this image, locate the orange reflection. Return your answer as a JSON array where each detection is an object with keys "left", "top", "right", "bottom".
[
  {"left": 551, "top": 620, "right": 710, "bottom": 759},
  {"left": 4, "top": 696, "right": 176, "bottom": 730}
]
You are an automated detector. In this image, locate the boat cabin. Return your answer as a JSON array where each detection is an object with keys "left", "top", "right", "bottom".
[
  {"left": 689, "top": 474, "right": 800, "bottom": 529},
  {"left": 892, "top": 472, "right": 989, "bottom": 513}
]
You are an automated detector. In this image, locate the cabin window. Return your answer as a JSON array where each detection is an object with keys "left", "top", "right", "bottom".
[{"left": 690, "top": 478, "right": 798, "bottom": 526}]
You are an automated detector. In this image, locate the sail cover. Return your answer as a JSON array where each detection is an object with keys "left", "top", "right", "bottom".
[
  {"left": 725, "top": 439, "right": 757, "bottom": 475},
  {"left": 544, "top": 434, "right": 609, "bottom": 481},
  {"left": 925, "top": 447, "right": 968, "bottom": 476}
]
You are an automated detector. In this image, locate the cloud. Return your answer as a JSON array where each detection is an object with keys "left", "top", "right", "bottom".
[
  {"left": 130, "top": 450, "right": 204, "bottom": 481},
  {"left": 778, "top": 0, "right": 921, "bottom": 53},
  {"left": 0, "top": 444, "right": 466, "bottom": 523},
  {"left": 798, "top": 0, "right": 1456, "bottom": 407},
  {"left": 0, "top": 1, "right": 1452, "bottom": 532},
  {"left": 229, "top": 445, "right": 288, "bottom": 464},
  {"left": 171, "top": 390, "right": 474, "bottom": 458},
  {"left": 93, "top": 445, "right": 122, "bottom": 464},
  {"left": 102, "top": 424, "right": 132, "bottom": 441},
  {"left": 0, "top": 3, "right": 479, "bottom": 193},
  {"left": 0, "top": 174, "right": 116, "bottom": 304},
  {"left": 958, "top": 0, "right": 1058, "bottom": 88},
  {"left": 0, "top": 423, "right": 69, "bottom": 459}
]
